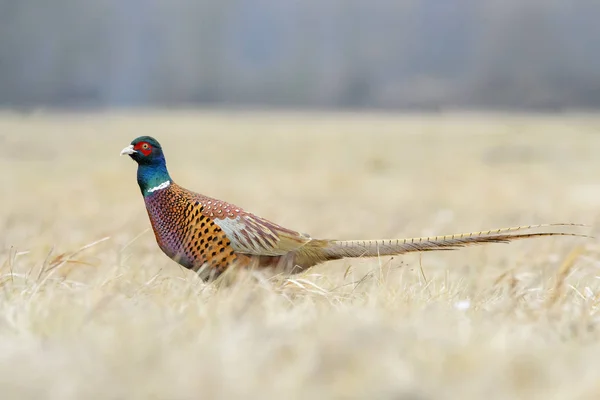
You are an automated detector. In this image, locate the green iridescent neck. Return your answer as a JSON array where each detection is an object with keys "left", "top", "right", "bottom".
[{"left": 137, "top": 163, "right": 172, "bottom": 197}]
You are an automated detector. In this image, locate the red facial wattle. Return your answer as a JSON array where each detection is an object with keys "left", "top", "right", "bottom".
[{"left": 134, "top": 142, "right": 152, "bottom": 156}]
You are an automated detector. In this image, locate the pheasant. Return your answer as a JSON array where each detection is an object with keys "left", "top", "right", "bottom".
[{"left": 121, "top": 136, "right": 581, "bottom": 280}]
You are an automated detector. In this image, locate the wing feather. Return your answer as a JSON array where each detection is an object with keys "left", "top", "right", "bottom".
[
  {"left": 214, "top": 214, "right": 312, "bottom": 256},
  {"left": 186, "top": 192, "right": 312, "bottom": 256}
]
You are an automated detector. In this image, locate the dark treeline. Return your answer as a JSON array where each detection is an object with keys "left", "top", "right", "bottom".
[{"left": 1, "top": 0, "right": 599, "bottom": 110}]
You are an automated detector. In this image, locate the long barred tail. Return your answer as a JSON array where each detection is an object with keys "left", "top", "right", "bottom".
[{"left": 319, "top": 223, "right": 586, "bottom": 259}]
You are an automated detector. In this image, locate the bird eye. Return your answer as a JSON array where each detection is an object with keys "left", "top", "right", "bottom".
[{"left": 142, "top": 143, "right": 150, "bottom": 150}]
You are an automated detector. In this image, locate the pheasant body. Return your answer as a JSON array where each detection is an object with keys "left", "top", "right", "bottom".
[
  {"left": 122, "top": 136, "right": 581, "bottom": 280},
  {"left": 144, "top": 183, "right": 239, "bottom": 273}
]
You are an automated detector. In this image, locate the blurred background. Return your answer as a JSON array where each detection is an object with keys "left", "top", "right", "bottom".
[{"left": 1, "top": 0, "right": 599, "bottom": 111}]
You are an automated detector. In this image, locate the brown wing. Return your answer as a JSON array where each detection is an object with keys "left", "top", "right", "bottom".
[{"left": 193, "top": 193, "right": 313, "bottom": 257}]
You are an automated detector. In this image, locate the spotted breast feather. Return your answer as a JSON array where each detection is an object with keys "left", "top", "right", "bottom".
[{"left": 144, "top": 182, "right": 313, "bottom": 276}]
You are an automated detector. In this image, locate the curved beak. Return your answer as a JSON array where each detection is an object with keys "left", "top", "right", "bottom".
[{"left": 120, "top": 145, "right": 136, "bottom": 156}]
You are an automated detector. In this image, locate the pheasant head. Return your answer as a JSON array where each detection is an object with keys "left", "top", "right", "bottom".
[{"left": 121, "top": 136, "right": 172, "bottom": 196}]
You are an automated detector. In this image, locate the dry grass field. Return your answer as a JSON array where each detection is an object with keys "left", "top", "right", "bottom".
[{"left": 1, "top": 110, "right": 600, "bottom": 399}]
